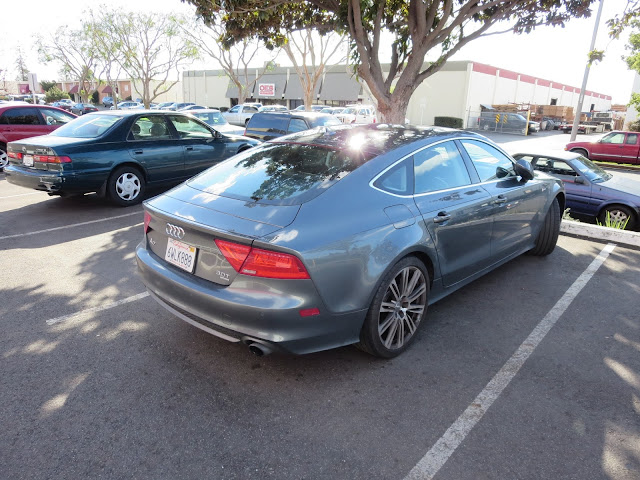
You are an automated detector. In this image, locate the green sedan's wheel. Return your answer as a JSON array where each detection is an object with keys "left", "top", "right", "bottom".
[
  {"left": 599, "top": 205, "right": 636, "bottom": 230},
  {"left": 357, "top": 256, "right": 429, "bottom": 358},
  {"left": 0, "top": 144, "right": 8, "bottom": 170},
  {"left": 108, "top": 166, "right": 145, "bottom": 206}
]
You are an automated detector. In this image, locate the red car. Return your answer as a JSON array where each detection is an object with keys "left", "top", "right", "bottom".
[
  {"left": 565, "top": 130, "right": 640, "bottom": 165},
  {"left": 0, "top": 104, "right": 77, "bottom": 170}
]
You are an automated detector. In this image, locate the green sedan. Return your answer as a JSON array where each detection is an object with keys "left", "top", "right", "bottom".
[{"left": 4, "top": 111, "right": 260, "bottom": 206}]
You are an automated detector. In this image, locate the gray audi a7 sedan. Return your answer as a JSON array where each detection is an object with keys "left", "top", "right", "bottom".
[{"left": 136, "top": 124, "right": 564, "bottom": 358}]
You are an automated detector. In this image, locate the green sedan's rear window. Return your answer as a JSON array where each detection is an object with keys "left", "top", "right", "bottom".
[
  {"left": 187, "top": 143, "right": 366, "bottom": 205},
  {"left": 52, "top": 114, "right": 122, "bottom": 138}
]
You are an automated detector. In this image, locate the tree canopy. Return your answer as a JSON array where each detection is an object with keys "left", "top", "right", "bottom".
[{"left": 184, "top": 0, "right": 595, "bottom": 122}]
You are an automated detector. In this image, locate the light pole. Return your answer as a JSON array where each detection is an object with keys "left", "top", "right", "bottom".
[{"left": 570, "top": 0, "right": 605, "bottom": 141}]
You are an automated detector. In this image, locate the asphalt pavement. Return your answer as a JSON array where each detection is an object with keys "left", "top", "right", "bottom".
[{"left": 1, "top": 139, "right": 640, "bottom": 479}]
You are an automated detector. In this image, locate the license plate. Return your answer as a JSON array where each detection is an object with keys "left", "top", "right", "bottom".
[
  {"left": 165, "top": 238, "right": 197, "bottom": 273},
  {"left": 23, "top": 155, "right": 34, "bottom": 167}
]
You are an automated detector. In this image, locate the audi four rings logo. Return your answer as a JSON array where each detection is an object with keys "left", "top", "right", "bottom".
[{"left": 165, "top": 223, "right": 185, "bottom": 239}]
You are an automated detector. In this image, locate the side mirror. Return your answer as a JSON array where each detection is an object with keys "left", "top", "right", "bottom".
[
  {"left": 574, "top": 176, "right": 585, "bottom": 184},
  {"left": 514, "top": 159, "right": 534, "bottom": 181},
  {"left": 213, "top": 129, "right": 223, "bottom": 139}
]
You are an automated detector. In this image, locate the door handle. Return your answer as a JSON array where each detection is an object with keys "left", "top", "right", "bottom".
[
  {"left": 433, "top": 212, "right": 451, "bottom": 224},
  {"left": 133, "top": 150, "right": 143, "bottom": 155},
  {"left": 185, "top": 146, "right": 194, "bottom": 151},
  {"left": 493, "top": 195, "right": 507, "bottom": 204}
]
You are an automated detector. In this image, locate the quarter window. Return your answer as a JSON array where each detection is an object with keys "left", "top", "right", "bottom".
[
  {"left": 374, "top": 158, "right": 413, "bottom": 196},
  {"left": 460, "top": 140, "right": 515, "bottom": 182},
  {"left": 413, "top": 141, "right": 471, "bottom": 194}
]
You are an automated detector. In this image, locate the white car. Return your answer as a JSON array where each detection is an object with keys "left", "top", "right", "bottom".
[
  {"left": 188, "top": 109, "right": 246, "bottom": 136},
  {"left": 222, "top": 104, "right": 260, "bottom": 126},
  {"left": 110, "top": 101, "right": 143, "bottom": 110},
  {"left": 335, "top": 104, "right": 377, "bottom": 124}
]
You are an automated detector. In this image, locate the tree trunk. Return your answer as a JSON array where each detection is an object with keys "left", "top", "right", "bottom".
[
  {"left": 377, "top": 92, "right": 411, "bottom": 124},
  {"left": 304, "top": 89, "right": 314, "bottom": 111}
]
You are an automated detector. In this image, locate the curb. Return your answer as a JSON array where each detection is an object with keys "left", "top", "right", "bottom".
[{"left": 560, "top": 220, "right": 640, "bottom": 250}]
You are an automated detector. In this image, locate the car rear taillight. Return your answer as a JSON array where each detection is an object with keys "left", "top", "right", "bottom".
[
  {"left": 33, "top": 155, "right": 72, "bottom": 163},
  {"left": 215, "top": 239, "right": 309, "bottom": 279},
  {"left": 7, "top": 152, "right": 22, "bottom": 160},
  {"left": 143, "top": 212, "right": 152, "bottom": 233}
]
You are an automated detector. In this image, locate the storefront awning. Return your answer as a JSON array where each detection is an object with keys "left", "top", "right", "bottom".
[
  {"left": 102, "top": 85, "right": 113, "bottom": 94},
  {"left": 319, "top": 73, "right": 361, "bottom": 102},
  {"left": 283, "top": 75, "right": 321, "bottom": 100},
  {"left": 68, "top": 85, "right": 79, "bottom": 94}
]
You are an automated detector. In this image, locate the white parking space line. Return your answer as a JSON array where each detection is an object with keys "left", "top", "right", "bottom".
[
  {"left": 0, "top": 211, "right": 142, "bottom": 241},
  {"left": 405, "top": 243, "right": 616, "bottom": 480},
  {"left": 0, "top": 192, "right": 41, "bottom": 199},
  {"left": 46, "top": 292, "right": 150, "bottom": 326}
]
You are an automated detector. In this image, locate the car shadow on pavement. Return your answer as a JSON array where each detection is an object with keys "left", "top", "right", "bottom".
[{"left": 1, "top": 239, "right": 639, "bottom": 479}]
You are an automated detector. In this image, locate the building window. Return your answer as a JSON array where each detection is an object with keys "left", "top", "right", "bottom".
[{"left": 550, "top": 98, "right": 557, "bottom": 105}]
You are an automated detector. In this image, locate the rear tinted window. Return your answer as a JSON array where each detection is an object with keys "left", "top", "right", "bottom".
[
  {"left": 187, "top": 143, "right": 366, "bottom": 205},
  {"left": 247, "top": 114, "right": 289, "bottom": 132},
  {"left": 51, "top": 114, "right": 122, "bottom": 138},
  {"left": 0, "top": 108, "right": 41, "bottom": 125}
]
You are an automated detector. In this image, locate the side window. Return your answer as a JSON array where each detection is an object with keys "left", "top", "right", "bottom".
[
  {"left": 129, "top": 116, "right": 172, "bottom": 140},
  {"left": 42, "top": 108, "right": 75, "bottom": 125},
  {"left": 601, "top": 133, "right": 625, "bottom": 144},
  {"left": 228, "top": 106, "right": 240, "bottom": 113},
  {"left": 626, "top": 134, "right": 638, "bottom": 145},
  {"left": 168, "top": 115, "right": 213, "bottom": 139},
  {"left": 0, "top": 108, "right": 42, "bottom": 125},
  {"left": 374, "top": 158, "right": 413, "bottom": 196},
  {"left": 414, "top": 141, "right": 471, "bottom": 194},
  {"left": 288, "top": 118, "right": 309, "bottom": 133},
  {"left": 460, "top": 140, "right": 515, "bottom": 182},
  {"left": 246, "top": 107, "right": 259, "bottom": 113},
  {"left": 536, "top": 157, "right": 576, "bottom": 176}
]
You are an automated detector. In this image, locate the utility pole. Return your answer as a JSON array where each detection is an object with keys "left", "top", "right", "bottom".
[{"left": 570, "top": 0, "right": 604, "bottom": 141}]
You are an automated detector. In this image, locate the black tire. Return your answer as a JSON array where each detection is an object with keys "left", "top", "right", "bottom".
[
  {"left": 107, "top": 166, "right": 145, "bottom": 206},
  {"left": 572, "top": 148, "right": 589, "bottom": 159},
  {"left": 0, "top": 143, "right": 7, "bottom": 171},
  {"left": 598, "top": 204, "right": 636, "bottom": 230},
  {"left": 529, "top": 197, "right": 561, "bottom": 256},
  {"left": 356, "top": 256, "right": 429, "bottom": 358}
]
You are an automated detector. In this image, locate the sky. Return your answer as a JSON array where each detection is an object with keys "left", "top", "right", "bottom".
[{"left": 0, "top": 0, "right": 635, "bottom": 105}]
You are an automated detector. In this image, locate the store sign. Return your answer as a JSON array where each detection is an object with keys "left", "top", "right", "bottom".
[{"left": 258, "top": 83, "right": 275, "bottom": 97}]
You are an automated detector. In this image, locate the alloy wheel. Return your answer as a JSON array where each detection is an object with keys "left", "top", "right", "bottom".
[{"left": 377, "top": 266, "right": 427, "bottom": 350}]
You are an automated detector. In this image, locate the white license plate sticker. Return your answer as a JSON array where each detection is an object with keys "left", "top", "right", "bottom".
[
  {"left": 165, "top": 238, "right": 197, "bottom": 273},
  {"left": 23, "top": 155, "right": 34, "bottom": 167}
]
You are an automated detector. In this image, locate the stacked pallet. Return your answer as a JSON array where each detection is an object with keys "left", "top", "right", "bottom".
[{"left": 540, "top": 105, "right": 574, "bottom": 119}]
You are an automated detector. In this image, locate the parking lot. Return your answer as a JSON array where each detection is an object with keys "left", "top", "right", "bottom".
[{"left": 2, "top": 139, "right": 640, "bottom": 479}]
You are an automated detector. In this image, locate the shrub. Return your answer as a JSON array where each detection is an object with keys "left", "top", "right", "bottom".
[
  {"left": 91, "top": 91, "right": 99, "bottom": 104},
  {"left": 627, "top": 120, "right": 640, "bottom": 132},
  {"left": 44, "top": 87, "right": 70, "bottom": 103},
  {"left": 434, "top": 116, "right": 463, "bottom": 128}
]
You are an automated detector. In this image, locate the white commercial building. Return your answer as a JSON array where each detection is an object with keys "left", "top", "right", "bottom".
[{"left": 182, "top": 61, "right": 612, "bottom": 126}]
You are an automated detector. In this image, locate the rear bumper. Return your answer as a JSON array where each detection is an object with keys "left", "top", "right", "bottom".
[
  {"left": 4, "top": 165, "right": 102, "bottom": 193},
  {"left": 135, "top": 243, "right": 365, "bottom": 355}
]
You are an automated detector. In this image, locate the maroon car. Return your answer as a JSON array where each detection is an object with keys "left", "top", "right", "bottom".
[
  {"left": 71, "top": 103, "right": 99, "bottom": 116},
  {"left": 0, "top": 104, "right": 77, "bottom": 170},
  {"left": 565, "top": 130, "right": 640, "bottom": 165}
]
